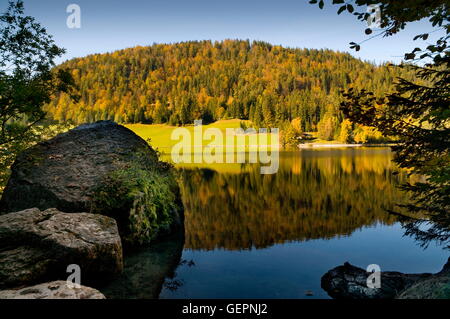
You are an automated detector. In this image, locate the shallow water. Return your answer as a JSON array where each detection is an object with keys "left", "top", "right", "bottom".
[{"left": 156, "top": 148, "right": 448, "bottom": 298}]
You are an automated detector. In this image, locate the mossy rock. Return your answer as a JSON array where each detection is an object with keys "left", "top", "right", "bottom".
[
  {"left": 91, "top": 157, "right": 184, "bottom": 246},
  {"left": 0, "top": 121, "right": 184, "bottom": 246},
  {"left": 397, "top": 277, "right": 450, "bottom": 299}
]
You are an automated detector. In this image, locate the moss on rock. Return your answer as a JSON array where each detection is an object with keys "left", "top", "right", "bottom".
[
  {"left": 91, "top": 152, "right": 183, "bottom": 246},
  {"left": 1, "top": 121, "right": 184, "bottom": 247}
]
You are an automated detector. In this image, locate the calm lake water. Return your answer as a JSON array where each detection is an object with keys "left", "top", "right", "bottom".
[{"left": 156, "top": 148, "right": 448, "bottom": 299}]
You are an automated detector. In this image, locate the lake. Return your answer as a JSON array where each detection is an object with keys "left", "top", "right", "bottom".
[{"left": 156, "top": 148, "right": 448, "bottom": 299}]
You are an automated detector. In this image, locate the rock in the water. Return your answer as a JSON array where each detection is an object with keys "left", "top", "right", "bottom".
[
  {"left": 101, "top": 233, "right": 184, "bottom": 299},
  {"left": 321, "top": 262, "right": 432, "bottom": 299},
  {"left": 397, "top": 258, "right": 450, "bottom": 299},
  {"left": 0, "top": 208, "right": 123, "bottom": 289},
  {"left": 0, "top": 281, "right": 105, "bottom": 299},
  {"left": 0, "top": 121, "right": 184, "bottom": 245}
]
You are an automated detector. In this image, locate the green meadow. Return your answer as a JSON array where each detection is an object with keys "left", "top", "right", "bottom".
[
  {"left": 126, "top": 119, "right": 277, "bottom": 153},
  {"left": 126, "top": 119, "right": 278, "bottom": 173},
  {"left": 127, "top": 119, "right": 245, "bottom": 152}
]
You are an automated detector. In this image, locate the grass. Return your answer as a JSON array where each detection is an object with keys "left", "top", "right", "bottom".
[
  {"left": 126, "top": 119, "right": 244, "bottom": 152},
  {"left": 126, "top": 119, "right": 276, "bottom": 153},
  {"left": 126, "top": 121, "right": 360, "bottom": 152},
  {"left": 126, "top": 119, "right": 277, "bottom": 173},
  {"left": 301, "top": 132, "right": 346, "bottom": 145},
  {"left": 125, "top": 120, "right": 378, "bottom": 172}
]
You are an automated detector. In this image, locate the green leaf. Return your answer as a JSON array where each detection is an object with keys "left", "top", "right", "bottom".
[
  {"left": 346, "top": 4, "right": 354, "bottom": 13},
  {"left": 319, "top": 0, "right": 324, "bottom": 9}
]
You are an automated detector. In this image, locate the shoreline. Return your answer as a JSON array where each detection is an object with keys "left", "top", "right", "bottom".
[{"left": 298, "top": 143, "right": 397, "bottom": 149}]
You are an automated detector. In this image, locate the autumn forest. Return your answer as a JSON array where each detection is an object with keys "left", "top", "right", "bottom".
[{"left": 46, "top": 40, "right": 410, "bottom": 144}]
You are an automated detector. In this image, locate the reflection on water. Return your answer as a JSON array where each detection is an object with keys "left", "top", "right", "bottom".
[
  {"left": 101, "top": 233, "right": 184, "bottom": 299},
  {"left": 157, "top": 148, "right": 447, "bottom": 299},
  {"left": 180, "top": 148, "right": 407, "bottom": 250}
]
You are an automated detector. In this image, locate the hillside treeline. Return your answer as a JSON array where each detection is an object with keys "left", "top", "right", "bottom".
[{"left": 46, "top": 40, "right": 409, "bottom": 143}]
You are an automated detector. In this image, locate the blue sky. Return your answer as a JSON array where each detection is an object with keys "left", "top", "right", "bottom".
[{"left": 11, "top": 0, "right": 440, "bottom": 65}]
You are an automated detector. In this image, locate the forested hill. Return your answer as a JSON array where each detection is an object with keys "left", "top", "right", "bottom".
[{"left": 46, "top": 40, "right": 405, "bottom": 132}]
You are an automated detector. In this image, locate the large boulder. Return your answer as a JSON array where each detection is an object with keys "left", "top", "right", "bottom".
[
  {"left": 0, "top": 121, "right": 184, "bottom": 245},
  {"left": 0, "top": 281, "right": 105, "bottom": 299},
  {"left": 0, "top": 208, "right": 123, "bottom": 289}
]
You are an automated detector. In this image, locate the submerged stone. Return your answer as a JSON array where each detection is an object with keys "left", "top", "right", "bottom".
[{"left": 100, "top": 233, "right": 184, "bottom": 299}]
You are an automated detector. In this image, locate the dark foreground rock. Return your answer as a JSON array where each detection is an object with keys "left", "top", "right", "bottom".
[
  {"left": 0, "top": 208, "right": 123, "bottom": 289},
  {"left": 100, "top": 233, "right": 184, "bottom": 299},
  {"left": 397, "top": 258, "right": 450, "bottom": 299},
  {"left": 321, "top": 258, "right": 450, "bottom": 299},
  {"left": 0, "top": 121, "right": 184, "bottom": 245},
  {"left": 0, "top": 281, "right": 105, "bottom": 299}
]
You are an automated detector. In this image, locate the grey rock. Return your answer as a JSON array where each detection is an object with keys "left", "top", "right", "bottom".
[
  {"left": 398, "top": 257, "right": 450, "bottom": 299},
  {"left": 0, "top": 208, "right": 123, "bottom": 289},
  {"left": 0, "top": 281, "right": 105, "bottom": 299},
  {"left": 0, "top": 121, "right": 184, "bottom": 244},
  {"left": 321, "top": 262, "right": 432, "bottom": 299},
  {"left": 0, "top": 121, "right": 158, "bottom": 213}
]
